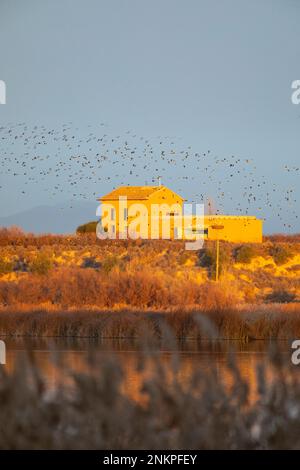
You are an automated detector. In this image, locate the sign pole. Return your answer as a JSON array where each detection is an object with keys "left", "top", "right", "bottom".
[
  {"left": 210, "top": 225, "right": 223, "bottom": 282},
  {"left": 216, "top": 239, "right": 220, "bottom": 282}
]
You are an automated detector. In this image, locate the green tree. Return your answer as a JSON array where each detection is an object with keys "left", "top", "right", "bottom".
[{"left": 76, "top": 221, "right": 98, "bottom": 234}]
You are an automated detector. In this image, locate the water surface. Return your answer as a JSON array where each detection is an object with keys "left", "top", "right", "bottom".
[{"left": 0, "top": 337, "right": 292, "bottom": 401}]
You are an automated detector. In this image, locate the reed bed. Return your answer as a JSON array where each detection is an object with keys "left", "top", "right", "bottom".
[{"left": 0, "top": 304, "right": 300, "bottom": 340}]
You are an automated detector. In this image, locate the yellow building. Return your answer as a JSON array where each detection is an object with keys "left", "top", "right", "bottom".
[
  {"left": 193, "top": 215, "right": 263, "bottom": 243},
  {"left": 98, "top": 185, "right": 263, "bottom": 243}
]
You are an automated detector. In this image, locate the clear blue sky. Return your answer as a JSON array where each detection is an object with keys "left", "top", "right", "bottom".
[{"left": 0, "top": 0, "right": 299, "bottom": 233}]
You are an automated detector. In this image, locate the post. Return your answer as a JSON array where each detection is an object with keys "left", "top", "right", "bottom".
[{"left": 215, "top": 239, "right": 220, "bottom": 282}]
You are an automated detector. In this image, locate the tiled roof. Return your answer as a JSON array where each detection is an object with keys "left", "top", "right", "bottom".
[
  {"left": 99, "top": 185, "right": 181, "bottom": 201},
  {"left": 204, "top": 215, "right": 257, "bottom": 219}
]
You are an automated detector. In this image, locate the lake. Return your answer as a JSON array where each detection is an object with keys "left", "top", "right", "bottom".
[{"left": 0, "top": 337, "right": 292, "bottom": 402}]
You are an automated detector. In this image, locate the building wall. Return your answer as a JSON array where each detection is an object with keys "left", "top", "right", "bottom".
[
  {"left": 204, "top": 216, "right": 263, "bottom": 243},
  {"left": 100, "top": 194, "right": 263, "bottom": 243},
  {"left": 147, "top": 187, "right": 184, "bottom": 239},
  {"left": 101, "top": 186, "right": 184, "bottom": 239}
]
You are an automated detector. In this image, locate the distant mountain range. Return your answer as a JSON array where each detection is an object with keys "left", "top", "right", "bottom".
[{"left": 0, "top": 201, "right": 98, "bottom": 234}]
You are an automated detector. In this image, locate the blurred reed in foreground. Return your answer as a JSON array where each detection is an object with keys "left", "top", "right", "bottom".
[{"left": 0, "top": 335, "right": 299, "bottom": 450}]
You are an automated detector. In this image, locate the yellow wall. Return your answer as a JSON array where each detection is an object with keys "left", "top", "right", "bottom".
[
  {"left": 203, "top": 216, "right": 263, "bottom": 243},
  {"left": 147, "top": 186, "right": 184, "bottom": 239},
  {"left": 101, "top": 190, "right": 263, "bottom": 243},
  {"left": 101, "top": 186, "right": 184, "bottom": 239}
]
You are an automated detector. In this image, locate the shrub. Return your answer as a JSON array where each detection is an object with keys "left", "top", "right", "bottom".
[
  {"left": 265, "top": 289, "right": 296, "bottom": 303},
  {"left": 287, "top": 264, "right": 300, "bottom": 272},
  {"left": 198, "top": 247, "right": 214, "bottom": 268},
  {"left": 0, "top": 259, "right": 13, "bottom": 274},
  {"left": 0, "top": 225, "right": 24, "bottom": 239},
  {"left": 177, "top": 251, "right": 190, "bottom": 265},
  {"left": 81, "top": 256, "right": 101, "bottom": 269},
  {"left": 14, "top": 257, "right": 28, "bottom": 272},
  {"left": 269, "top": 245, "right": 294, "bottom": 266},
  {"left": 29, "top": 253, "right": 53, "bottom": 275},
  {"left": 102, "top": 255, "right": 119, "bottom": 273},
  {"left": 266, "top": 233, "right": 300, "bottom": 243},
  {"left": 76, "top": 221, "right": 98, "bottom": 234},
  {"left": 235, "top": 245, "right": 257, "bottom": 264},
  {"left": 198, "top": 242, "right": 232, "bottom": 278}
]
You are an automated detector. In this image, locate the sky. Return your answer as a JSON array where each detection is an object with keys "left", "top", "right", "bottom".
[{"left": 0, "top": 0, "right": 299, "bottom": 233}]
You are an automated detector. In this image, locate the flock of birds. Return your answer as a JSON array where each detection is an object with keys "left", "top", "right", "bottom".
[{"left": 0, "top": 121, "right": 299, "bottom": 231}]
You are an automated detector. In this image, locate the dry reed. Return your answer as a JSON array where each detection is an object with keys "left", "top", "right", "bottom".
[
  {"left": 0, "top": 338, "right": 299, "bottom": 449},
  {"left": 0, "top": 304, "right": 300, "bottom": 340}
]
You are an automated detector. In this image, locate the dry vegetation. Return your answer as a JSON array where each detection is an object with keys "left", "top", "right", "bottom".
[
  {"left": 0, "top": 338, "right": 300, "bottom": 449},
  {"left": 0, "top": 230, "right": 299, "bottom": 449},
  {"left": 1, "top": 303, "right": 300, "bottom": 340},
  {"left": 0, "top": 227, "right": 299, "bottom": 339}
]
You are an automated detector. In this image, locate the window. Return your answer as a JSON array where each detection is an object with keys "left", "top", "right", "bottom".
[
  {"left": 186, "top": 228, "right": 208, "bottom": 236},
  {"left": 111, "top": 208, "right": 115, "bottom": 221},
  {"left": 124, "top": 208, "right": 128, "bottom": 220},
  {"left": 192, "top": 228, "right": 208, "bottom": 235}
]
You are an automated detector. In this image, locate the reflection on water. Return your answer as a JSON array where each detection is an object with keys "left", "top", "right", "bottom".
[{"left": 0, "top": 337, "right": 291, "bottom": 402}]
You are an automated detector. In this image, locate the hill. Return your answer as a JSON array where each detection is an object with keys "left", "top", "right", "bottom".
[{"left": 0, "top": 201, "right": 97, "bottom": 233}]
